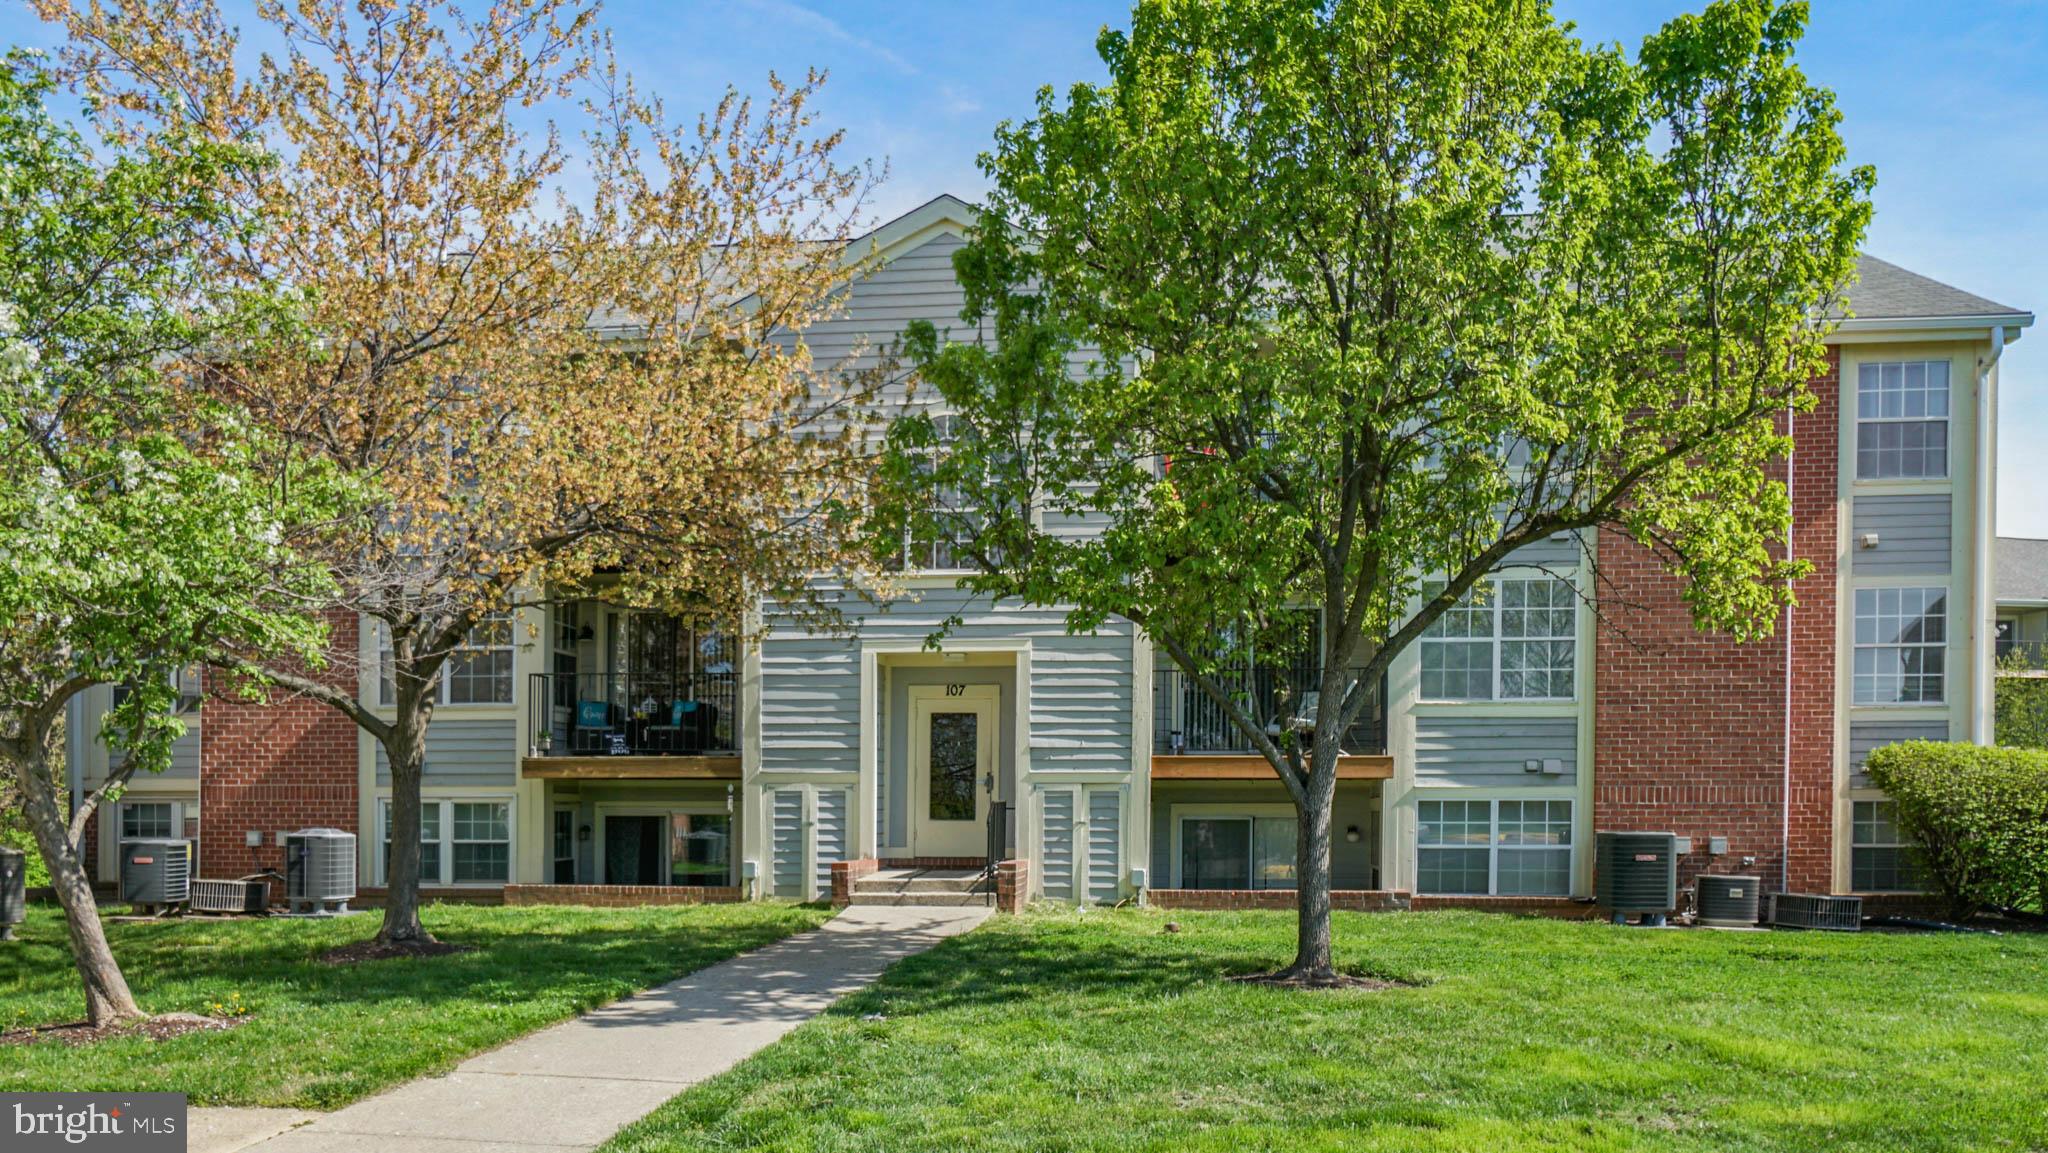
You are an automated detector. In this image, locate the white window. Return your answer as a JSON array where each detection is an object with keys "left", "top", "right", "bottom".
[
  {"left": 1417, "top": 798, "right": 1572, "bottom": 896},
  {"left": 1856, "top": 361, "right": 1949, "bottom": 480},
  {"left": 377, "top": 612, "right": 515, "bottom": 706},
  {"left": 121, "top": 801, "right": 176, "bottom": 841},
  {"left": 896, "top": 414, "right": 984, "bottom": 572},
  {"left": 1850, "top": 800, "right": 1923, "bottom": 892},
  {"left": 1420, "top": 576, "right": 1576, "bottom": 701},
  {"left": 1853, "top": 587, "right": 1946, "bottom": 704},
  {"left": 379, "top": 798, "right": 511, "bottom": 885},
  {"left": 1177, "top": 815, "right": 1297, "bottom": 890}
]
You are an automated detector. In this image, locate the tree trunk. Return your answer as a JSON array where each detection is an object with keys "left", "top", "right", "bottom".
[
  {"left": 1284, "top": 721, "right": 1342, "bottom": 982},
  {"left": 375, "top": 680, "right": 434, "bottom": 946},
  {"left": 9, "top": 736, "right": 145, "bottom": 1027}
]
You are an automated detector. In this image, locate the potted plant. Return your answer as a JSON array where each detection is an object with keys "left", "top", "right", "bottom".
[{"left": 534, "top": 729, "right": 553, "bottom": 755}]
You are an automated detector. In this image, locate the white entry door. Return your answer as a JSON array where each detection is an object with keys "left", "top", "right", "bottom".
[{"left": 908, "top": 684, "right": 999, "bottom": 859}]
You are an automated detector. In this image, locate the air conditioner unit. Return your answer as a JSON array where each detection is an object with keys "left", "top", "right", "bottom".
[
  {"left": 190, "top": 878, "right": 269, "bottom": 915},
  {"left": 1696, "top": 875, "right": 1761, "bottom": 928},
  {"left": 1595, "top": 831, "right": 1679, "bottom": 923},
  {"left": 1766, "top": 892, "right": 1862, "bottom": 932},
  {"left": 120, "top": 838, "right": 192, "bottom": 911},
  {"left": 0, "top": 846, "right": 26, "bottom": 940},
  {"left": 284, "top": 829, "right": 357, "bottom": 915}
]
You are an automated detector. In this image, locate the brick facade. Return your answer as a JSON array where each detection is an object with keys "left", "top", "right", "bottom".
[
  {"left": 995, "top": 859, "right": 1030, "bottom": 913},
  {"left": 830, "top": 857, "right": 880, "bottom": 908},
  {"left": 1594, "top": 349, "right": 1841, "bottom": 895},
  {"left": 198, "top": 611, "right": 362, "bottom": 880},
  {"left": 503, "top": 884, "right": 742, "bottom": 907}
]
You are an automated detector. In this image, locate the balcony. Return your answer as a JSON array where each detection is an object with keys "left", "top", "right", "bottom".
[
  {"left": 1153, "top": 665, "right": 1390, "bottom": 780},
  {"left": 524, "top": 671, "right": 739, "bottom": 779},
  {"left": 1997, "top": 640, "right": 2048, "bottom": 675}
]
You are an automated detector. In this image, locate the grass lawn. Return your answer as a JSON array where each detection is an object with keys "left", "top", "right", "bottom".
[
  {"left": 0, "top": 900, "right": 829, "bottom": 1108},
  {"left": 603, "top": 907, "right": 2048, "bottom": 1153}
]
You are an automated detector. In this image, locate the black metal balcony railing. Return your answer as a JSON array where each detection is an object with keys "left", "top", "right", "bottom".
[
  {"left": 1154, "top": 666, "right": 1386, "bottom": 756},
  {"left": 1996, "top": 640, "right": 2048, "bottom": 673},
  {"left": 528, "top": 671, "right": 739, "bottom": 756}
]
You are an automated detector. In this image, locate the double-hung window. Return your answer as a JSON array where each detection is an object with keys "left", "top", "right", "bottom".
[
  {"left": 896, "top": 414, "right": 987, "bottom": 572},
  {"left": 1417, "top": 799, "right": 1573, "bottom": 895},
  {"left": 1420, "top": 576, "right": 1576, "bottom": 701},
  {"left": 1856, "top": 361, "right": 1949, "bottom": 480},
  {"left": 1850, "top": 800, "right": 1923, "bottom": 892},
  {"left": 377, "top": 612, "right": 515, "bottom": 706},
  {"left": 1853, "top": 587, "right": 1946, "bottom": 704},
  {"left": 379, "top": 799, "right": 511, "bottom": 885}
]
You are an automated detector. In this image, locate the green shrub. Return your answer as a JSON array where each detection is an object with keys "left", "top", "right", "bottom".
[
  {"left": 1864, "top": 741, "right": 2048, "bottom": 919},
  {"left": 1995, "top": 658, "right": 2048, "bottom": 749}
]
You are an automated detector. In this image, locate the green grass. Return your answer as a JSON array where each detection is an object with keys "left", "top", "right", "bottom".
[
  {"left": 602, "top": 907, "right": 2048, "bottom": 1153},
  {"left": 0, "top": 900, "right": 829, "bottom": 1108}
]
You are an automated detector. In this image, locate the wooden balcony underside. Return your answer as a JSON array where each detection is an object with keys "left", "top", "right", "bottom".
[
  {"left": 1151, "top": 754, "right": 1393, "bottom": 781},
  {"left": 521, "top": 755, "right": 742, "bottom": 780}
]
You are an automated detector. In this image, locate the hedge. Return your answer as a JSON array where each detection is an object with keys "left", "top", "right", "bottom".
[{"left": 1864, "top": 741, "right": 2048, "bottom": 919}]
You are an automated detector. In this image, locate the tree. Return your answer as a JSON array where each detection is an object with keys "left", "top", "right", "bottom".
[
  {"left": 879, "top": 0, "right": 1871, "bottom": 982},
  {"left": 0, "top": 53, "right": 340, "bottom": 1025},
  {"left": 41, "top": 0, "right": 885, "bottom": 946}
]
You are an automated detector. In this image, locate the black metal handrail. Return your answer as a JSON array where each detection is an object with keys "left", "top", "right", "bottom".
[
  {"left": 528, "top": 671, "right": 739, "bottom": 756},
  {"left": 985, "top": 799, "right": 1013, "bottom": 906},
  {"left": 1154, "top": 665, "right": 1386, "bottom": 755}
]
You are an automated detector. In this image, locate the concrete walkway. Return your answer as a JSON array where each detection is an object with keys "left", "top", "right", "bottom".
[{"left": 200, "top": 905, "right": 989, "bottom": 1153}]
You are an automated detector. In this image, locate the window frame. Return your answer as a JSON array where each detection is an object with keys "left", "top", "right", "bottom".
[
  {"left": 894, "top": 413, "right": 989, "bottom": 574},
  {"left": 1854, "top": 360, "right": 1950, "bottom": 481},
  {"left": 120, "top": 800, "right": 178, "bottom": 841},
  {"left": 378, "top": 796, "right": 514, "bottom": 887},
  {"left": 1852, "top": 585, "right": 1948, "bottom": 706},
  {"left": 1416, "top": 797, "right": 1575, "bottom": 896},
  {"left": 1419, "top": 573, "right": 1579, "bottom": 703},
  {"left": 376, "top": 611, "right": 517, "bottom": 708},
  {"left": 1850, "top": 799, "right": 1924, "bottom": 893}
]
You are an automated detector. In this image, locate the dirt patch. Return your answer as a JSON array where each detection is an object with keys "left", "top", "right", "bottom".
[
  {"left": 1228, "top": 970, "right": 1412, "bottom": 991},
  {"left": 0, "top": 1012, "right": 245, "bottom": 1048},
  {"left": 319, "top": 937, "right": 475, "bottom": 965}
]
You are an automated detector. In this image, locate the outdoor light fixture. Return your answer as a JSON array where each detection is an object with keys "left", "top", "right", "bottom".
[
  {"left": 1344, "top": 825, "right": 1362, "bottom": 843},
  {"left": 577, "top": 823, "right": 592, "bottom": 843}
]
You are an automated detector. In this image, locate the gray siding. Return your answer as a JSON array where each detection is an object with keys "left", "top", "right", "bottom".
[
  {"left": 770, "top": 788, "right": 804, "bottom": 898},
  {"left": 1852, "top": 495, "right": 1952, "bottom": 575},
  {"left": 1849, "top": 720, "right": 1949, "bottom": 787},
  {"left": 1507, "top": 533, "right": 1582, "bottom": 571},
  {"left": 1413, "top": 715, "right": 1578, "bottom": 786},
  {"left": 1040, "top": 788, "right": 1076, "bottom": 900},
  {"left": 760, "top": 585, "right": 1134, "bottom": 778},
  {"left": 375, "top": 718, "right": 517, "bottom": 785},
  {"left": 165, "top": 719, "right": 200, "bottom": 781}
]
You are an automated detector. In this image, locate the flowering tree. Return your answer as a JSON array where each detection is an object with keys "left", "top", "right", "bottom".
[
  {"left": 0, "top": 54, "right": 341, "bottom": 1025},
  {"left": 42, "top": 0, "right": 887, "bottom": 946}
]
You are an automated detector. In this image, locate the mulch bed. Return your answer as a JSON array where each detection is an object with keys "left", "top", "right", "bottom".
[
  {"left": 0, "top": 1013, "right": 244, "bottom": 1048},
  {"left": 318, "top": 937, "right": 476, "bottom": 965}
]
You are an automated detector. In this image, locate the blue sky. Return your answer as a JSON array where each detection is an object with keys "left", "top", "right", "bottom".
[{"left": 7, "top": 0, "right": 2044, "bottom": 533}]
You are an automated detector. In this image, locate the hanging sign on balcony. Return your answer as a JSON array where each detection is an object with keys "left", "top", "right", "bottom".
[{"left": 606, "top": 732, "right": 630, "bottom": 756}]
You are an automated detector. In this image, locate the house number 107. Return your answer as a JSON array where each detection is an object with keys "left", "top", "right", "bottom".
[{"left": 945, "top": 683, "right": 966, "bottom": 696}]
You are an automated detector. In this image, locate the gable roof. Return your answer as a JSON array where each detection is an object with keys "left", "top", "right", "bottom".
[
  {"left": 1996, "top": 536, "right": 2048, "bottom": 606},
  {"left": 1846, "top": 255, "right": 2029, "bottom": 323}
]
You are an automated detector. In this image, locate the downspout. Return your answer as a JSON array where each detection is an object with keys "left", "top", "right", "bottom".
[
  {"left": 1781, "top": 390, "right": 1796, "bottom": 895},
  {"left": 1973, "top": 326, "right": 2006, "bottom": 744}
]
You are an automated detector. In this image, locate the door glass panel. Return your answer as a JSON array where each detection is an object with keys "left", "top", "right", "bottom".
[
  {"left": 670, "top": 813, "right": 732, "bottom": 886},
  {"left": 1181, "top": 818, "right": 1251, "bottom": 889},
  {"left": 553, "top": 810, "right": 575, "bottom": 883},
  {"left": 605, "top": 816, "right": 660, "bottom": 885},
  {"left": 1252, "top": 817, "right": 1297, "bottom": 890},
  {"left": 928, "top": 712, "right": 979, "bottom": 821}
]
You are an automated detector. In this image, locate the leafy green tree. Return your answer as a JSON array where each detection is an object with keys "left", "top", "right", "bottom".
[
  {"left": 0, "top": 54, "right": 341, "bottom": 1025},
  {"left": 882, "top": 0, "right": 1870, "bottom": 981}
]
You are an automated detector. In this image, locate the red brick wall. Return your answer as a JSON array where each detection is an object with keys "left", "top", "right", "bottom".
[
  {"left": 1594, "top": 348, "right": 1840, "bottom": 895},
  {"left": 199, "top": 610, "right": 362, "bottom": 879}
]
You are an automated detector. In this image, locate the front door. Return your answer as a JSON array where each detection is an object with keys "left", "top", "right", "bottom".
[{"left": 909, "top": 684, "right": 1000, "bottom": 859}]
